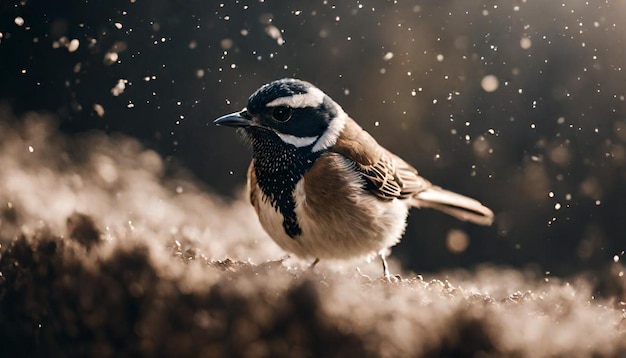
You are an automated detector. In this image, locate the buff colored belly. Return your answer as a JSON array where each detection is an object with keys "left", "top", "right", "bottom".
[{"left": 251, "top": 179, "right": 409, "bottom": 260}]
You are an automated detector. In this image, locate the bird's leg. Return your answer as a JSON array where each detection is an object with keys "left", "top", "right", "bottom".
[
  {"left": 309, "top": 257, "right": 320, "bottom": 269},
  {"left": 379, "top": 253, "right": 391, "bottom": 280}
]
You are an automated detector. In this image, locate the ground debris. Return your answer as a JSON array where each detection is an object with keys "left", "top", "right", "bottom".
[{"left": 0, "top": 231, "right": 624, "bottom": 358}]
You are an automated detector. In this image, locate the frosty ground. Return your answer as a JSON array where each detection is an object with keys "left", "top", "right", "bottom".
[{"left": 0, "top": 111, "right": 624, "bottom": 357}]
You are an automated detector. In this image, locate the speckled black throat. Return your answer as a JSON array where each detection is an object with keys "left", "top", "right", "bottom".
[{"left": 245, "top": 127, "right": 322, "bottom": 238}]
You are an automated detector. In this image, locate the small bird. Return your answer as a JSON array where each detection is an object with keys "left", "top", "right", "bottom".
[{"left": 215, "top": 78, "right": 493, "bottom": 277}]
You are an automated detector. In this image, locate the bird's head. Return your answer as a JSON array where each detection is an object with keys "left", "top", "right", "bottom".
[{"left": 214, "top": 78, "right": 347, "bottom": 152}]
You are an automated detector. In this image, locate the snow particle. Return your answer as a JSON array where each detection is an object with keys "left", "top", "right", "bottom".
[
  {"left": 93, "top": 104, "right": 105, "bottom": 117},
  {"left": 520, "top": 37, "right": 532, "bottom": 50},
  {"left": 220, "top": 38, "right": 233, "bottom": 49},
  {"left": 383, "top": 52, "right": 394, "bottom": 61},
  {"left": 111, "top": 79, "right": 126, "bottom": 96},
  {"left": 104, "top": 52, "right": 119, "bottom": 65},
  {"left": 446, "top": 229, "right": 469, "bottom": 253},
  {"left": 14, "top": 16, "right": 25, "bottom": 26},
  {"left": 265, "top": 25, "right": 285, "bottom": 45},
  {"left": 481, "top": 74, "right": 499, "bottom": 92},
  {"left": 67, "top": 39, "right": 80, "bottom": 53}
]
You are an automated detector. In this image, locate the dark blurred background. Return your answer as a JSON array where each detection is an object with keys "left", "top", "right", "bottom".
[{"left": 0, "top": 0, "right": 624, "bottom": 275}]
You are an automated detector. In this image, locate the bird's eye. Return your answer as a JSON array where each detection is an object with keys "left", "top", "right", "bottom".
[{"left": 272, "top": 106, "right": 293, "bottom": 122}]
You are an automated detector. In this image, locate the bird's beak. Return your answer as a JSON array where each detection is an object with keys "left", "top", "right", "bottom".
[{"left": 213, "top": 109, "right": 253, "bottom": 128}]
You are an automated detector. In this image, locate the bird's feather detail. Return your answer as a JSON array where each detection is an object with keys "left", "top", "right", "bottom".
[
  {"left": 412, "top": 188, "right": 494, "bottom": 226},
  {"left": 330, "top": 116, "right": 493, "bottom": 225}
]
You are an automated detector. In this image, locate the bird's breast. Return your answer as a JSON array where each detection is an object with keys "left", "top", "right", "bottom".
[
  {"left": 249, "top": 152, "right": 410, "bottom": 260},
  {"left": 250, "top": 138, "right": 321, "bottom": 238}
]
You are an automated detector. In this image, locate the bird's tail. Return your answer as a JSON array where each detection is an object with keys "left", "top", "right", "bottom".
[{"left": 411, "top": 187, "right": 494, "bottom": 226}]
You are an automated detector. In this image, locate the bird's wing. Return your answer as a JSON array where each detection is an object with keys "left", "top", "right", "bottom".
[
  {"left": 330, "top": 117, "right": 494, "bottom": 225},
  {"left": 329, "top": 117, "right": 431, "bottom": 200}
]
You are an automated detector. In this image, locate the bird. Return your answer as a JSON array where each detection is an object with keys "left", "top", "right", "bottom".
[{"left": 214, "top": 78, "right": 494, "bottom": 277}]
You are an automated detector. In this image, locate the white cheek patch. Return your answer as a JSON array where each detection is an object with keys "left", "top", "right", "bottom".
[
  {"left": 266, "top": 87, "right": 326, "bottom": 109},
  {"left": 312, "top": 109, "right": 347, "bottom": 152},
  {"left": 276, "top": 132, "right": 319, "bottom": 147}
]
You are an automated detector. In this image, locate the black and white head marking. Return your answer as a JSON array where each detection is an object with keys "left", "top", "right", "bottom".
[{"left": 245, "top": 78, "right": 346, "bottom": 153}]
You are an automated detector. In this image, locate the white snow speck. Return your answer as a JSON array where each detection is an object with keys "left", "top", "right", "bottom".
[
  {"left": 111, "top": 79, "right": 126, "bottom": 96},
  {"left": 383, "top": 52, "right": 394, "bottom": 61},
  {"left": 67, "top": 39, "right": 80, "bottom": 53},
  {"left": 14, "top": 17, "right": 25, "bottom": 26},
  {"left": 28, "top": 145, "right": 34, "bottom": 153},
  {"left": 114, "top": 22, "right": 123, "bottom": 29},
  {"left": 436, "top": 54, "right": 444, "bottom": 62},
  {"left": 104, "top": 52, "right": 119, "bottom": 65}
]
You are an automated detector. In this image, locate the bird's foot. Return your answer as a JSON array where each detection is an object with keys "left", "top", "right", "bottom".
[
  {"left": 379, "top": 253, "right": 402, "bottom": 282},
  {"left": 309, "top": 257, "right": 320, "bottom": 269}
]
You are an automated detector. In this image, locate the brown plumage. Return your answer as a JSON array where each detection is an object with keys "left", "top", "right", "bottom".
[{"left": 332, "top": 117, "right": 493, "bottom": 225}]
